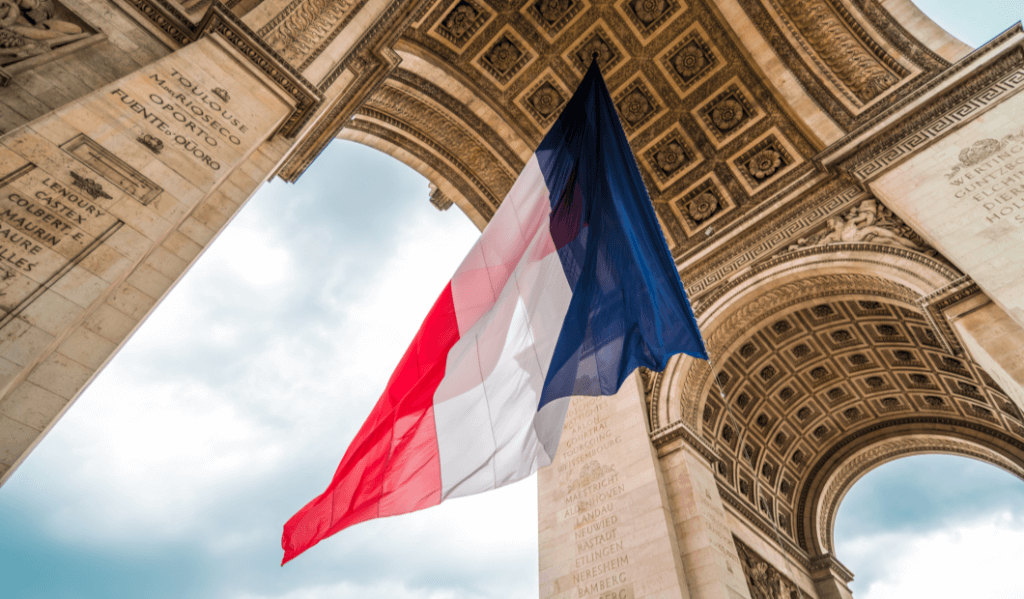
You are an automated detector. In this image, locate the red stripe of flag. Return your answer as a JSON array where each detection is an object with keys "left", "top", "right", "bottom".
[{"left": 281, "top": 283, "right": 461, "bottom": 563}]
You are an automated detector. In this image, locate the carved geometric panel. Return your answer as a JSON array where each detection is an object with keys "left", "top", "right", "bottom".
[
  {"left": 642, "top": 124, "right": 701, "bottom": 189},
  {"left": 670, "top": 174, "right": 735, "bottom": 238},
  {"left": 517, "top": 69, "right": 570, "bottom": 127},
  {"left": 613, "top": 74, "right": 665, "bottom": 134},
  {"left": 656, "top": 23, "right": 724, "bottom": 96},
  {"left": 619, "top": 0, "right": 685, "bottom": 39},
  {"left": 521, "top": 0, "right": 588, "bottom": 41},
  {"left": 729, "top": 129, "right": 801, "bottom": 193},
  {"left": 474, "top": 27, "right": 534, "bottom": 86},
  {"left": 431, "top": 0, "right": 493, "bottom": 50},
  {"left": 566, "top": 22, "right": 627, "bottom": 77},
  {"left": 693, "top": 79, "right": 762, "bottom": 147}
]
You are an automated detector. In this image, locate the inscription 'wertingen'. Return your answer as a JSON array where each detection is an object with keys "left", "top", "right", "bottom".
[{"left": 947, "top": 129, "right": 1024, "bottom": 225}]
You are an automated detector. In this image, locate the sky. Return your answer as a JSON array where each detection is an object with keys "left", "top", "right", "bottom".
[{"left": 1, "top": 3, "right": 1023, "bottom": 599}]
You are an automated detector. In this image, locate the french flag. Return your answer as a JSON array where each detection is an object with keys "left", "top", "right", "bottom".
[{"left": 281, "top": 62, "right": 706, "bottom": 563}]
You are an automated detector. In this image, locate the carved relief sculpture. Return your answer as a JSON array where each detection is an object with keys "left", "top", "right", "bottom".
[
  {"left": 789, "top": 198, "right": 934, "bottom": 254},
  {"left": 735, "top": 537, "right": 810, "bottom": 599},
  {"left": 0, "top": 0, "right": 87, "bottom": 75}
]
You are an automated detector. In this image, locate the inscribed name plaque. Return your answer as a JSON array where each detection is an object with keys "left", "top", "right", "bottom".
[
  {"left": 0, "top": 161, "right": 124, "bottom": 325},
  {"left": 539, "top": 378, "right": 689, "bottom": 599},
  {"left": 0, "top": 35, "right": 292, "bottom": 329},
  {"left": 871, "top": 89, "right": 1024, "bottom": 326}
]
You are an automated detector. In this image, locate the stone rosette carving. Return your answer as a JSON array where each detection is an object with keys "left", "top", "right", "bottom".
[
  {"left": 698, "top": 83, "right": 757, "bottom": 142},
  {"left": 711, "top": 98, "right": 745, "bottom": 131},
  {"left": 622, "top": 0, "right": 678, "bottom": 34},
  {"left": 788, "top": 198, "right": 934, "bottom": 255},
  {"left": 687, "top": 191, "right": 718, "bottom": 222},
  {"left": 614, "top": 79, "right": 660, "bottom": 130},
  {"left": 478, "top": 33, "right": 529, "bottom": 83},
  {"left": 436, "top": 0, "right": 488, "bottom": 47},
  {"left": 525, "top": 0, "right": 581, "bottom": 37},
  {"left": 674, "top": 177, "right": 732, "bottom": 236},
  {"left": 673, "top": 43, "right": 708, "bottom": 80},
  {"left": 518, "top": 71, "right": 569, "bottom": 125},
  {"left": 0, "top": 0, "right": 88, "bottom": 73},
  {"left": 572, "top": 27, "right": 620, "bottom": 73}
]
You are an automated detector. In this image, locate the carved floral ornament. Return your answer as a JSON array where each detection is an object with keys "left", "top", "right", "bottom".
[
  {"left": 0, "top": 0, "right": 86, "bottom": 70},
  {"left": 673, "top": 43, "right": 708, "bottom": 80}
]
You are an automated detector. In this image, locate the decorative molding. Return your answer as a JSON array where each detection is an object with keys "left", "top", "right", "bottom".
[
  {"left": 258, "top": 0, "right": 366, "bottom": 70},
  {"left": 820, "top": 37, "right": 1024, "bottom": 180},
  {"left": 651, "top": 420, "right": 719, "bottom": 464},
  {"left": 61, "top": 134, "right": 163, "bottom": 205},
  {"left": 119, "top": 0, "right": 322, "bottom": 137},
  {"left": 918, "top": 277, "right": 979, "bottom": 356},
  {"left": 813, "top": 434, "right": 1024, "bottom": 555},
  {"left": 795, "top": 415, "right": 1024, "bottom": 549},
  {"left": 682, "top": 181, "right": 861, "bottom": 298}
]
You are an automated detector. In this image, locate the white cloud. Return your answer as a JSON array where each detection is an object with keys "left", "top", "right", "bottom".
[
  {"left": 235, "top": 579, "right": 493, "bottom": 599},
  {"left": 842, "top": 511, "right": 1024, "bottom": 599},
  {"left": 5, "top": 148, "right": 505, "bottom": 584}
]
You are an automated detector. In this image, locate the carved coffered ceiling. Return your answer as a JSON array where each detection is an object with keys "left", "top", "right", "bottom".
[
  {"left": 699, "top": 297, "right": 1024, "bottom": 555},
  {"left": 334, "top": 0, "right": 951, "bottom": 260}
]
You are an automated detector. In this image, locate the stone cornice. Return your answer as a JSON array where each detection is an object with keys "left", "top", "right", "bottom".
[
  {"left": 119, "top": 0, "right": 322, "bottom": 137},
  {"left": 818, "top": 24, "right": 1024, "bottom": 180}
]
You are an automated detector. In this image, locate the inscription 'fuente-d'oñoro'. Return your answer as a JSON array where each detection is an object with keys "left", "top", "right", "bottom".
[
  {"left": 947, "top": 128, "right": 1024, "bottom": 225},
  {"left": 108, "top": 69, "right": 252, "bottom": 172}
]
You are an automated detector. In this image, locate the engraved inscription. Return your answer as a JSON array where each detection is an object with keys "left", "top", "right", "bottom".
[
  {"left": 558, "top": 400, "right": 634, "bottom": 599},
  {"left": 106, "top": 69, "right": 252, "bottom": 174},
  {"left": 0, "top": 164, "right": 122, "bottom": 321},
  {"left": 947, "top": 129, "right": 1024, "bottom": 226}
]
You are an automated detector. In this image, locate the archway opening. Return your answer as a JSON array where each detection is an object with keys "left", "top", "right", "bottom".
[{"left": 834, "top": 454, "right": 1024, "bottom": 598}]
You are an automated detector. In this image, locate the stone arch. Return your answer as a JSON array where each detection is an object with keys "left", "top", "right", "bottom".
[
  {"left": 805, "top": 432, "right": 1024, "bottom": 557},
  {"left": 652, "top": 242, "right": 1024, "bottom": 559},
  {"left": 337, "top": 44, "right": 533, "bottom": 228},
  {"left": 653, "top": 243, "right": 960, "bottom": 431}
]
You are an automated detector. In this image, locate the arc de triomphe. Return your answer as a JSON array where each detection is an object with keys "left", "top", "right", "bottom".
[{"left": 2, "top": 1, "right": 1024, "bottom": 597}]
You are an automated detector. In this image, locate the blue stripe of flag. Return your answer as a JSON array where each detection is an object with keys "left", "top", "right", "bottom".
[{"left": 536, "top": 60, "right": 707, "bottom": 410}]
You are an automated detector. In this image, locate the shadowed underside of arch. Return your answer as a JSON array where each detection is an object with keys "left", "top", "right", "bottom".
[
  {"left": 330, "top": 0, "right": 968, "bottom": 262},
  {"left": 651, "top": 246, "right": 1024, "bottom": 562}
]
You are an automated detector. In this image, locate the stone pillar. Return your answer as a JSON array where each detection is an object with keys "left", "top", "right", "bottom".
[
  {"left": 659, "top": 442, "right": 752, "bottom": 599},
  {"left": 809, "top": 554, "right": 855, "bottom": 599},
  {"left": 0, "top": 33, "right": 295, "bottom": 482},
  {"left": 945, "top": 293, "right": 1024, "bottom": 409},
  {"left": 539, "top": 375, "right": 691, "bottom": 599},
  {"left": 866, "top": 37, "right": 1024, "bottom": 329}
]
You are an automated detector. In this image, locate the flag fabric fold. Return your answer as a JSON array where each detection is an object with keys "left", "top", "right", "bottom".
[{"left": 281, "top": 61, "right": 707, "bottom": 564}]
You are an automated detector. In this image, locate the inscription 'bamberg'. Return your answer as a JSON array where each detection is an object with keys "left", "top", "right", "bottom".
[{"left": 559, "top": 398, "right": 632, "bottom": 599}]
